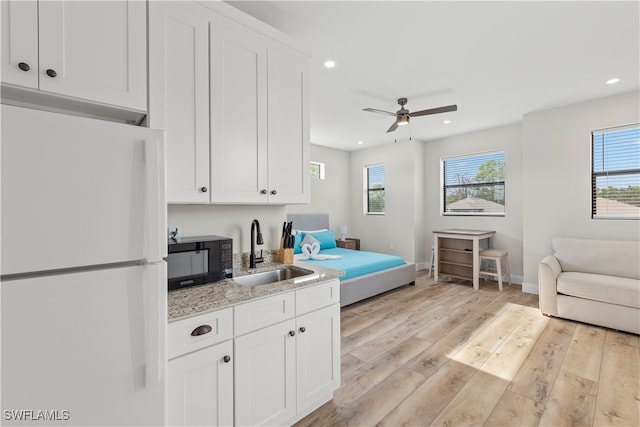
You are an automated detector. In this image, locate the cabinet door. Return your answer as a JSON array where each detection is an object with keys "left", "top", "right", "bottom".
[
  {"left": 168, "top": 341, "right": 234, "bottom": 427},
  {"left": 1, "top": 0, "right": 38, "bottom": 89},
  {"left": 38, "top": 1, "right": 146, "bottom": 111},
  {"left": 149, "top": 2, "right": 211, "bottom": 203},
  {"left": 267, "top": 44, "right": 311, "bottom": 204},
  {"left": 296, "top": 304, "right": 341, "bottom": 411},
  {"left": 235, "top": 319, "right": 296, "bottom": 426},
  {"left": 210, "top": 13, "right": 269, "bottom": 203}
]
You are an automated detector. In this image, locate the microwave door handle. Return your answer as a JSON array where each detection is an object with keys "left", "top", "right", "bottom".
[{"left": 145, "top": 137, "right": 166, "bottom": 261}]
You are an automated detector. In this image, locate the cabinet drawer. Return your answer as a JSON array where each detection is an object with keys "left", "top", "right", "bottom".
[
  {"left": 168, "top": 308, "right": 233, "bottom": 360},
  {"left": 296, "top": 279, "right": 340, "bottom": 315},
  {"left": 234, "top": 292, "right": 295, "bottom": 336}
]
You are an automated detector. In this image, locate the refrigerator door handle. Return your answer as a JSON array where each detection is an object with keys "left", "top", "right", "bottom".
[
  {"left": 145, "top": 137, "right": 167, "bottom": 261},
  {"left": 145, "top": 262, "right": 166, "bottom": 387}
]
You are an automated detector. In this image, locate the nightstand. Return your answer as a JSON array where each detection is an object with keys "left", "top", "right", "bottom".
[{"left": 336, "top": 238, "right": 360, "bottom": 251}]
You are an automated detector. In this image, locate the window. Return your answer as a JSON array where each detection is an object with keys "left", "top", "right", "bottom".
[
  {"left": 365, "top": 164, "right": 385, "bottom": 214},
  {"left": 442, "top": 151, "right": 505, "bottom": 216},
  {"left": 310, "top": 161, "right": 325, "bottom": 180},
  {"left": 592, "top": 124, "right": 640, "bottom": 219}
]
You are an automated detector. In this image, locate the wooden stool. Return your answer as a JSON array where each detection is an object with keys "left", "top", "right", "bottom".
[
  {"left": 479, "top": 248, "right": 512, "bottom": 291},
  {"left": 428, "top": 247, "right": 434, "bottom": 278}
]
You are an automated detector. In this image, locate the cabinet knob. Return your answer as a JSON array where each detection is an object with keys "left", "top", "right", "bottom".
[
  {"left": 223, "top": 355, "right": 231, "bottom": 363},
  {"left": 299, "top": 326, "right": 306, "bottom": 333},
  {"left": 200, "top": 186, "right": 208, "bottom": 193},
  {"left": 18, "top": 62, "right": 30, "bottom": 71},
  {"left": 45, "top": 69, "right": 57, "bottom": 78},
  {"left": 260, "top": 189, "right": 267, "bottom": 195},
  {"left": 190, "top": 324, "right": 213, "bottom": 336},
  {"left": 288, "top": 330, "right": 296, "bottom": 337},
  {"left": 270, "top": 190, "right": 277, "bottom": 195}
]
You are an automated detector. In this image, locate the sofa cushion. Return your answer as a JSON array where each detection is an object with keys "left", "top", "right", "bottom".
[
  {"left": 557, "top": 272, "right": 640, "bottom": 309},
  {"left": 552, "top": 237, "right": 640, "bottom": 280}
]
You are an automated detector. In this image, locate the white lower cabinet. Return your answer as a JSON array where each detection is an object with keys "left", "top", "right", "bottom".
[
  {"left": 168, "top": 307, "right": 234, "bottom": 426},
  {"left": 167, "top": 278, "right": 340, "bottom": 426},
  {"left": 234, "top": 279, "right": 341, "bottom": 426},
  {"left": 168, "top": 341, "right": 234, "bottom": 427},
  {"left": 296, "top": 304, "right": 341, "bottom": 412},
  {"left": 234, "top": 319, "right": 297, "bottom": 426}
]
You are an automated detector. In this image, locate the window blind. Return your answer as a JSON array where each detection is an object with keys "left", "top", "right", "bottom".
[
  {"left": 592, "top": 124, "right": 640, "bottom": 219},
  {"left": 366, "top": 164, "right": 385, "bottom": 214},
  {"left": 442, "top": 151, "right": 505, "bottom": 215}
]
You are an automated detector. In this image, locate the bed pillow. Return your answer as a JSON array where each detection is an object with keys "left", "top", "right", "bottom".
[
  {"left": 293, "top": 232, "right": 304, "bottom": 254},
  {"left": 294, "top": 228, "right": 328, "bottom": 234},
  {"left": 301, "top": 233, "right": 320, "bottom": 247},
  {"left": 305, "top": 230, "right": 337, "bottom": 250}
]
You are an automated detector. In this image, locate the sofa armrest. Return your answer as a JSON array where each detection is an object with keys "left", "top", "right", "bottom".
[{"left": 539, "top": 255, "right": 562, "bottom": 316}]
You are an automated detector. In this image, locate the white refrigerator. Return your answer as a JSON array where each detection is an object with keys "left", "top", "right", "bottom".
[{"left": 1, "top": 105, "right": 167, "bottom": 426}]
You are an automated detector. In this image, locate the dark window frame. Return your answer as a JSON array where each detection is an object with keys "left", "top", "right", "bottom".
[{"left": 365, "top": 164, "right": 385, "bottom": 215}]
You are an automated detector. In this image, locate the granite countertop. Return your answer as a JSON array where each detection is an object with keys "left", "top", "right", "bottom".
[{"left": 167, "top": 260, "right": 344, "bottom": 322}]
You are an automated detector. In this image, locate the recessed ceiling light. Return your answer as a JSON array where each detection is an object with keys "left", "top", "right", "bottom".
[
  {"left": 324, "top": 60, "right": 336, "bottom": 69},
  {"left": 443, "top": 120, "right": 451, "bottom": 124},
  {"left": 606, "top": 78, "right": 620, "bottom": 85},
  {"left": 357, "top": 140, "right": 364, "bottom": 145}
]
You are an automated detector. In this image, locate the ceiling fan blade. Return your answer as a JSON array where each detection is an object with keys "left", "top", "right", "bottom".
[
  {"left": 363, "top": 108, "right": 396, "bottom": 117},
  {"left": 409, "top": 104, "right": 458, "bottom": 117},
  {"left": 386, "top": 121, "right": 399, "bottom": 133}
]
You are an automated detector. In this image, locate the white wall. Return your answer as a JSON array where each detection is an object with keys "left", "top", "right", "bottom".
[
  {"left": 522, "top": 90, "right": 640, "bottom": 293},
  {"left": 349, "top": 140, "right": 425, "bottom": 265},
  {"left": 168, "top": 144, "right": 351, "bottom": 254},
  {"left": 287, "top": 144, "right": 351, "bottom": 233},
  {"left": 424, "top": 123, "right": 524, "bottom": 282}
]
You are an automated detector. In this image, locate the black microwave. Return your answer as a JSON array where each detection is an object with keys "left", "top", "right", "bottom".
[{"left": 167, "top": 235, "right": 233, "bottom": 290}]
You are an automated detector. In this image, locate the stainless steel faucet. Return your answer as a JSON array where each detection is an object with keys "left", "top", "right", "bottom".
[{"left": 249, "top": 219, "right": 264, "bottom": 268}]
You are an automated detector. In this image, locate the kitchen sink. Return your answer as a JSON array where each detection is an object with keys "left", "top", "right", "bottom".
[{"left": 233, "top": 266, "right": 318, "bottom": 287}]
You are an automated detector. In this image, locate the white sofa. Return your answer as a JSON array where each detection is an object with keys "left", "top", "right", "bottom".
[{"left": 538, "top": 237, "right": 640, "bottom": 335}]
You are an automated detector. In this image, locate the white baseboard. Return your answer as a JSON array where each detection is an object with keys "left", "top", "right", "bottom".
[
  {"left": 522, "top": 282, "right": 539, "bottom": 294},
  {"left": 415, "top": 262, "right": 427, "bottom": 271}
]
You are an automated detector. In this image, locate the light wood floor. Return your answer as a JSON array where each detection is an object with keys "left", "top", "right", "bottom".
[{"left": 295, "top": 271, "right": 640, "bottom": 427}]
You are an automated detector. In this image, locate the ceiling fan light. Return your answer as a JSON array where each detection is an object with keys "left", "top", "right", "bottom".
[{"left": 397, "top": 115, "right": 409, "bottom": 126}]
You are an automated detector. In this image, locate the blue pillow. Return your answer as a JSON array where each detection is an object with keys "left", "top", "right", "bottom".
[
  {"left": 306, "top": 230, "right": 337, "bottom": 250},
  {"left": 293, "top": 232, "right": 303, "bottom": 254}
]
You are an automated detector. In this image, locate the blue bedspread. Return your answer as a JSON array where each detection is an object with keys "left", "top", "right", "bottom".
[{"left": 300, "top": 247, "right": 406, "bottom": 281}]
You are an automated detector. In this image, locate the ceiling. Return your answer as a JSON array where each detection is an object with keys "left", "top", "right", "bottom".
[{"left": 225, "top": 1, "right": 640, "bottom": 151}]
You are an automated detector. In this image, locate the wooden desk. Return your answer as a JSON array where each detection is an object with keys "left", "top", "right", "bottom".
[{"left": 433, "top": 229, "right": 495, "bottom": 290}]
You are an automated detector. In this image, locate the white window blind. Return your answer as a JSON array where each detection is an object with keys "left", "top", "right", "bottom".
[
  {"left": 442, "top": 151, "right": 505, "bottom": 216},
  {"left": 366, "top": 164, "right": 385, "bottom": 214},
  {"left": 592, "top": 124, "right": 640, "bottom": 219}
]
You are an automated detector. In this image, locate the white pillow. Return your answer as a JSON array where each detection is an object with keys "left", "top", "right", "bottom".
[
  {"left": 294, "top": 228, "right": 328, "bottom": 235},
  {"left": 301, "top": 233, "right": 321, "bottom": 246}
]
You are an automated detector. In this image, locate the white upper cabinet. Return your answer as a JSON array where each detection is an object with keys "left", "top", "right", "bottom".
[
  {"left": 267, "top": 44, "right": 310, "bottom": 204},
  {"left": 210, "top": 13, "right": 269, "bottom": 204},
  {"left": 149, "top": 2, "right": 211, "bottom": 203},
  {"left": 209, "top": 10, "right": 310, "bottom": 205},
  {"left": 1, "top": 0, "right": 39, "bottom": 89},
  {"left": 1, "top": 0, "right": 146, "bottom": 112}
]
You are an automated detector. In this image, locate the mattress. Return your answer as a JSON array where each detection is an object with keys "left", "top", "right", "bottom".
[{"left": 298, "top": 247, "right": 406, "bottom": 281}]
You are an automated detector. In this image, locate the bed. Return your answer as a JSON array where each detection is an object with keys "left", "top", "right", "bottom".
[{"left": 287, "top": 214, "right": 416, "bottom": 307}]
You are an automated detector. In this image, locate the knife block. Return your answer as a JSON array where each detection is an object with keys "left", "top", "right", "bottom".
[{"left": 278, "top": 238, "right": 294, "bottom": 264}]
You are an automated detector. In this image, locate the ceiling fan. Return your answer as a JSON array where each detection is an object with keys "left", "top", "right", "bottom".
[{"left": 363, "top": 97, "right": 458, "bottom": 133}]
